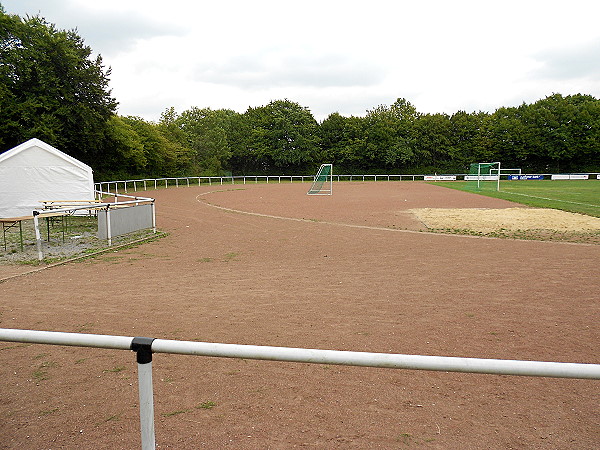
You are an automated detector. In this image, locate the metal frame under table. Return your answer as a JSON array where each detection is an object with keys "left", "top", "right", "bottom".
[{"left": 0, "top": 216, "right": 32, "bottom": 252}]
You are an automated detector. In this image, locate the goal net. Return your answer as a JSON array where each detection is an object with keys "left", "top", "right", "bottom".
[
  {"left": 465, "top": 162, "right": 501, "bottom": 191},
  {"left": 307, "top": 164, "right": 333, "bottom": 195}
]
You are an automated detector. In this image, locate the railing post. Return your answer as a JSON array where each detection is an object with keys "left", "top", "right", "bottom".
[
  {"left": 33, "top": 211, "right": 43, "bottom": 261},
  {"left": 151, "top": 201, "right": 156, "bottom": 234},
  {"left": 106, "top": 205, "right": 112, "bottom": 246},
  {"left": 131, "top": 337, "right": 156, "bottom": 450}
]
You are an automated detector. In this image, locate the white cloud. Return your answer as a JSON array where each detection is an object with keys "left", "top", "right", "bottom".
[
  {"left": 534, "top": 39, "right": 600, "bottom": 81},
  {"left": 3, "top": 0, "right": 600, "bottom": 121}
]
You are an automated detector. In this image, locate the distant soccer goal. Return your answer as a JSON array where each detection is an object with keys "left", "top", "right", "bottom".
[
  {"left": 307, "top": 164, "right": 333, "bottom": 195},
  {"left": 465, "top": 162, "right": 501, "bottom": 191}
]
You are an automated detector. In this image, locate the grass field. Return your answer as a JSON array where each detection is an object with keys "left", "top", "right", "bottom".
[{"left": 433, "top": 179, "right": 600, "bottom": 217}]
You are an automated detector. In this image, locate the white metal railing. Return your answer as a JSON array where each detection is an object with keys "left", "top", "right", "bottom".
[
  {"left": 31, "top": 192, "right": 155, "bottom": 260},
  {"left": 95, "top": 173, "right": 600, "bottom": 193},
  {"left": 0, "top": 328, "right": 598, "bottom": 449}
]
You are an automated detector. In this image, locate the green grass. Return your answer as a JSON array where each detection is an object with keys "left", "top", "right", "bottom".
[
  {"left": 103, "top": 365, "right": 126, "bottom": 373},
  {"left": 162, "top": 409, "right": 189, "bottom": 417},
  {"left": 433, "top": 180, "right": 600, "bottom": 217},
  {"left": 196, "top": 401, "right": 216, "bottom": 409},
  {"left": 223, "top": 252, "right": 239, "bottom": 262},
  {"left": 39, "top": 407, "right": 59, "bottom": 416}
]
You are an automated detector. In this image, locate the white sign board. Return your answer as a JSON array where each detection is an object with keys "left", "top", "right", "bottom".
[
  {"left": 551, "top": 174, "right": 589, "bottom": 180},
  {"left": 98, "top": 204, "right": 154, "bottom": 240},
  {"left": 464, "top": 175, "right": 500, "bottom": 181},
  {"left": 424, "top": 175, "right": 457, "bottom": 181}
]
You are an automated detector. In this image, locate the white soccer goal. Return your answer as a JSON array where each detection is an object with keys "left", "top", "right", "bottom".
[
  {"left": 465, "top": 162, "right": 501, "bottom": 191},
  {"left": 307, "top": 164, "right": 333, "bottom": 195}
]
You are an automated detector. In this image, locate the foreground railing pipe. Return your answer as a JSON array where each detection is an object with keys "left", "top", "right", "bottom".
[
  {"left": 2, "top": 329, "right": 599, "bottom": 379},
  {"left": 150, "top": 340, "right": 600, "bottom": 379},
  {"left": 1, "top": 328, "right": 599, "bottom": 449}
]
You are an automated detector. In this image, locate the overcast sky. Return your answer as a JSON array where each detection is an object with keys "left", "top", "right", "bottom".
[{"left": 4, "top": 0, "right": 600, "bottom": 121}]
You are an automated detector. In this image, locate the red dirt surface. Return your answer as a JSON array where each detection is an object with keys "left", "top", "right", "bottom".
[{"left": 1, "top": 182, "right": 598, "bottom": 449}]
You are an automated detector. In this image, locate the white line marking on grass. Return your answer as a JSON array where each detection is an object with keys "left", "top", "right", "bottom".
[{"left": 504, "top": 191, "right": 600, "bottom": 208}]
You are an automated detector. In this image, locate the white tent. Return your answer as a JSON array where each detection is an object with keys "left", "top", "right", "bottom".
[{"left": 0, "top": 138, "right": 95, "bottom": 219}]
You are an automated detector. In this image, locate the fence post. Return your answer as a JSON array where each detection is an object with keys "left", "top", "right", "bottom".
[
  {"left": 33, "top": 211, "right": 43, "bottom": 261},
  {"left": 151, "top": 202, "right": 156, "bottom": 234},
  {"left": 106, "top": 206, "right": 112, "bottom": 247},
  {"left": 131, "top": 337, "right": 156, "bottom": 450}
]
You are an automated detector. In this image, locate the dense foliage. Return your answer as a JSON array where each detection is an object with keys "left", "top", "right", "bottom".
[
  {"left": 0, "top": 10, "right": 117, "bottom": 164},
  {"left": 1, "top": 9, "right": 599, "bottom": 180}
]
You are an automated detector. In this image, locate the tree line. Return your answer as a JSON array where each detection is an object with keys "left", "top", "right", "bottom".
[{"left": 1, "top": 9, "right": 599, "bottom": 181}]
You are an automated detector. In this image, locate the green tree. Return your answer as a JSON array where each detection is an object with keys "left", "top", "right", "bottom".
[
  {"left": 0, "top": 11, "right": 117, "bottom": 162},
  {"left": 122, "top": 116, "right": 179, "bottom": 176},
  {"left": 411, "top": 113, "right": 453, "bottom": 171},
  {"left": 318, "top": 112, "right": 365, "bottom": 171},
  {"left": 175, "top": 107, "right": 245, "bottom": 175},
  {"left": 102, "top": 115, "right": 146, "bottom": 176},
  {"left": 157, "top": 107, "right": 197, "bottom": 175},
  {"left": 570, "top": 98, "right": 600, "bottom": 170},
  {"left": 521, "top": 94, "right": 600, "bottom": 171},
  {"left": 361, "top": 98, "right": 418, "bottom": 171},
  {"left": 449, "top": 110, "right": 488, "bottom": 168},
  {"left": 244, "top": 99, "right": 319, "bottom": 173}
]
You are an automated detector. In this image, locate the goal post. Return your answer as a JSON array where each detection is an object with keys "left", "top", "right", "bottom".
[
  {"left": 307, "top": 164, "right": 333, "bottom": 195},
  {"left": 465, "top": 162, "right": 501, "bottom": 192}
]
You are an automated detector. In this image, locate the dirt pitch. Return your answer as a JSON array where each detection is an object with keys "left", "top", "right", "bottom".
[{"left": 0, "top": 181, "right": 598, "bottom": 449}]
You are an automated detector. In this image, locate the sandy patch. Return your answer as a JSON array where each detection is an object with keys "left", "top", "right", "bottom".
[{"left": 411, "top": 207, "right": 600, "bottom": 232}]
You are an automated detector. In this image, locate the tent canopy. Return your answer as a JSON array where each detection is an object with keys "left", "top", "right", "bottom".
[{"left": 0, "top": 138, "right": 95, "bottom": 218}]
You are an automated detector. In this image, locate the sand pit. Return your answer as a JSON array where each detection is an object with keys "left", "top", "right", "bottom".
[{"left": 412, "top": 207, "right": 600, "bottom": 232}]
